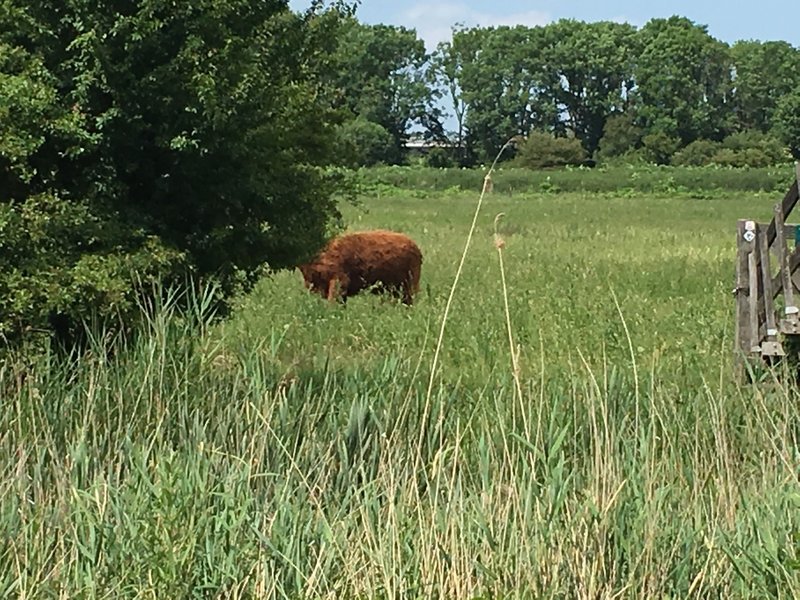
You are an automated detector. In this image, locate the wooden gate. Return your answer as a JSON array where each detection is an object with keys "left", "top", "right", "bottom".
[{"left": 734, "top": 163, "right": 800, "bottom": 379}]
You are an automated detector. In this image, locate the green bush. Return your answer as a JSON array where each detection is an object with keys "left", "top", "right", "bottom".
[
  {"left": 334, "top": 118, "right": 398, "bottom": 167},
  {"left": 775, "top": 91, "right": 800, "bottom": 159},
  {"left": 710, "top": 148, "right": 771, "bottom": 168},
  {"left": 671, "top": 131, "right": 788, "bottom": 168},
  {"left": 671, "top": 140, "right": 720, "bottom": 166},
  {"left": 425, "top": 147, "right": 456, "bottom": 168},
  {"left": 0, "top": 2, "right": 346, "bottom": 349},
  {"left": 717, "top": 130, "right": 788, "bottom": 166},
  {"left": 513, "top": 132, "right": 586, "bottom": 169},
  {"left": 641, "top": 131, "right": 681, "bottom": 165},
  {"left": 598, "top": 112, "right": 644, "bottom": 158}
]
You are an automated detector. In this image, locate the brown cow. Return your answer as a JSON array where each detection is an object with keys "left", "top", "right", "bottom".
[{"left": 299, "top": 230, "right": 423, "bottom": 305}]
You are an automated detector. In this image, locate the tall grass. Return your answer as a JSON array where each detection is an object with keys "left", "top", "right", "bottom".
[{"left": 2, "top": 190, "right": 800, "bottom": 597}]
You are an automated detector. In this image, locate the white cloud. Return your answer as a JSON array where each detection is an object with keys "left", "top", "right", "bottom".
[{"left": 399, "top": 3, "right": 551, "bottom": 50}]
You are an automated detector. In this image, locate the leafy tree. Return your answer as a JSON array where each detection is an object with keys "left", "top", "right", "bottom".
[
  {"left": 429, "top": 27, "right": 483, "bottom": 164},
  {"left": 459, "top": 25, "right": 560, "bottom": 162},
  {"left": 641, "top": 131, "right": 681, "bottom": 165},
  {"left": 327, "top": 18, "right": 440, "bottom": 163},
  {"left": 598, "top": 111, "right": 643, "bottom": 158},
  {"left": 333, "top": 118, "right": 396, "bottom": 167},
  {"left": 543, "top": 20, "right": 638, "bottom": 155},
  {"left": 513, "top": 132, "right": 586, "bottom": 169},
  {"left": 731, "top": 40, "right": 800, "bottom": 132},
  {"left": 0, "top": 0, "right": 348, "bottom": 347},
  {"left": 774, "top": 90, "right": 800, "bottom": 159},
  {"left": 634, "top": 17, "right": 733, "bottom": 144}
]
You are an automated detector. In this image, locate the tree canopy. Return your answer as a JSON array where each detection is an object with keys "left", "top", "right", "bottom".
[{"left": 0, "top": 0, "right": 350, "bottom": 346}]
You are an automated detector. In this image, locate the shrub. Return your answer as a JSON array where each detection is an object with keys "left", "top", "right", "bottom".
[
  {"left": 671, "top": 131, "right": 788, "bottom": 168},
  {"left": 425, "top": 147, "right": 456, "bottom": 168},
  {"left": 719, "top": 130, "right": 787, "bottom": 165},
  {"left": 710, "top": 148, "right": 773, "bottom": 168},
  {"left": 641, "top": 131, "right": 681, "bottom": 165},
  {"left": 671, "top": 140, "right": 720, "bottom": 166},
  {"left": 774, "top": 91, "right": 800, "bottom": 159},
  {"left": 598, "top": 112, "right": 643, "bottom": 158},
  {"left": 334, "top": 118, "right": 398, "bottom": 167},
  {"left": 513, "top": 132, "right": 586, "bottom": 169}
]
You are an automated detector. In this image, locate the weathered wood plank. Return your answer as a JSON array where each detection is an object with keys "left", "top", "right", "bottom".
[
  {"left": 748, "top": 250, "right": 760, "bottom": 351},
  {"left": 766, "top": 179, "right": 800, "bottom": 247},
  {"left": 770, "top": 244, "right": 800, "bottom": 300},
  {"left": 775, "top": 203, "right": 798, "bottom": 312},
  {"left": 758, "top": 224, "right": 778, "bottom": 335},
  {"left": 735, "top": 220, "right": 757, "bottom": 378}
]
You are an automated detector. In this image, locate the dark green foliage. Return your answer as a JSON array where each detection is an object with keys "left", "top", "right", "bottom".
[
  {"left": 671, "top": 140, "right": 720, "bottom": 166},
  {"left": 672, "top": 132, "right": 789, "bottom": 167},
  {"left": 543, "top": 20, "right": 638, "bottom": 155},
  {"left": 714, "top": 131, "right": 789, "bottom": 167},
  {"left": 424, "top": 147, "right": 455, "bottom": 168},
  {"left": 731, "top": 40, "right": 800, "bottom": 132},
  {"left": 459, "top": 26, "right": 559, "bottom": 162},
  {"left": 334, "top": 118, "right": 397, "bottom": 167},
  {"left": 634, "top": 17, "right": 733, "bottom": 144},
  {"left": 0, "top": 1, "right": 347, "bottom": 347},
  {"left": 325, "top": 18, "right": 438, "bottom": 164},
  {"left": 598, "top": 112, "right": 644, "bottom": 158},
  {"left": 774, "top": 91, "right": 800, "bottom": 159},
  {"left": 641, "top": 131, "right": 681, "bottom": 165},
  {"left": 513, "top": 132, "right": 586, "bottom": 169}
]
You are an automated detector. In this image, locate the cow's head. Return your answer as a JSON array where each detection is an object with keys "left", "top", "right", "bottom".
[{"left": 298, "top": 261, "right": 327, "bottom": 296}]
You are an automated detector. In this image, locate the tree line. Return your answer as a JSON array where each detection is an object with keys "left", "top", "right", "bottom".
[{"left": 327, "top": 15, "right": 800, "bottom": 167}]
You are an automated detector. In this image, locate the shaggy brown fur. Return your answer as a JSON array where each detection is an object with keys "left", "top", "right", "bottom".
[{"left": 299, "top": 230, "right": 423, "bottom": 305}]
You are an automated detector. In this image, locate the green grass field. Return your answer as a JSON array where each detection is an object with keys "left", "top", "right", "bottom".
[{"left": 3, "top": 186, "right": 800, "bottom": 598}]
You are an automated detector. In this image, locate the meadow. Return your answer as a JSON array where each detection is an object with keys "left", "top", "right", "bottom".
[{"left": 2, "top": 178, "right": 800, "bottom": 598}]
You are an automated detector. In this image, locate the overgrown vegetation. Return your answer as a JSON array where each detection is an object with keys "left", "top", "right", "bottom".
[
  {"left": 3, "top": 190, "right": 799, "bottom": 597},
  {"left": 2, "top": 2, "right": 800, "bottom": 595},
  {"left": 358, "top": 164, "right": 794, "bottom": 196}
]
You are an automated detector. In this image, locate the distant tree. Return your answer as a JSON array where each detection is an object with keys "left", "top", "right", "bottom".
[
  {"left": 0, "top": 0, "right": 349, "bottom": 347},
  {"left": 429, "top": 27, "right": 483, "bottom": 164},
  {"left": 598, "top": 111, "right": 644, "bottom": 158},
  {"left": 634, "top": 16, "right": 733, "bottom": 144},
  {"left": 513, "top": 132, "right": 586, "bottom": 169},
  {"left": 641, "top": 131, "right": 681, "bottom": 165},
  {"left": 731, "top": 40, "right": 800, "bottom": 132},
  {"left": 327, "top": 19, "right": 440, "bottom": 163},
  {"left": 774, "top": 91, "right": 800, "bottom": 159},
  {"left": 459, "top": 25, "right": 560, "bottom": 162},
  {"left": 334, "top": 118, "right": 397, "bottom": 167},
  {"left": 543, "top": 20, "right": 638, "bottom": 155}
]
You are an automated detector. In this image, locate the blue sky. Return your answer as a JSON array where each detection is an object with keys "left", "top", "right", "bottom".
[{"left": 289, "top": 0, "right": 797, "bottom": 49}]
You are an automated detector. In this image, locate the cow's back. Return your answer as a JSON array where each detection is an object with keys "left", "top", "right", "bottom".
[{"left": 334, "top": 231, "right": 421, "bottom": 290}]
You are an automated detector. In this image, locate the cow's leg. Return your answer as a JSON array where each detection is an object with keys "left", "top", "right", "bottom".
[
  {"left": 327, "top": 276, "right": 348, "bottom": 304},
  {"left": 401, "top": 279, "right": 414, "bottom": 305},
  {"left": 403, "top": 264, "right": 421, "bottom": 306}
]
